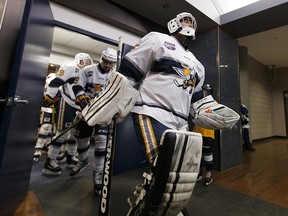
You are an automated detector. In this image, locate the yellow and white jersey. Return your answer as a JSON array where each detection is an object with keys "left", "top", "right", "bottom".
[
  {"left": 119, "top": 31, "right": 205, "bottom": 129},
  {"left": 74, "top": 63, "right": 113, "bottom": 99},
  {"left": 46, "top": 60, "right": 82, "bottom": 110}
]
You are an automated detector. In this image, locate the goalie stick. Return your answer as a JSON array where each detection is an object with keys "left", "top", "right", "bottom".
[
  {"left": 97, "top": 117, "right": 117, "bottom": 216},
  {"left": 98, "top": 38, "right": 124, "bottom": 215}
]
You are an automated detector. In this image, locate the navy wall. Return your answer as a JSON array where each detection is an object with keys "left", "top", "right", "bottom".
[{"left": 188, "top": 27, "right": 242, "bottom": 171}]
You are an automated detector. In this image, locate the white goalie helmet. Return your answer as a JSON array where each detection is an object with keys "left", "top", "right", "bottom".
[
  {"left": 101, "top": 47, "right": 118, "bottom": 63},
  {"left": 74, "top": 53, "right": 93, "bottom": 66},
  {"left": 167, "top": 12, "right": 197, "bottom": 39}
]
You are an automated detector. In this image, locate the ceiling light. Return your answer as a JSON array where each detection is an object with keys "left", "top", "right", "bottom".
[{"left": 163, "top": 4, "right": 169, "bottom": 9}]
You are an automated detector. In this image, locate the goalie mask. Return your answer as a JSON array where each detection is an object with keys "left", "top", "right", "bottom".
[
  {"left": 74, "top": 53, "right": 93, "bottom": 67},
  {"left": 167, "top": 12, "right": 197, "bottom": 39}
]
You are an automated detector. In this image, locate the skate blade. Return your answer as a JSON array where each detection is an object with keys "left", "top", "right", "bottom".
[
  {"left": 69, "top": 162, "right": 89, "bottom": 177},
  {"left": 65, "top": 164, "right": 75, "bottom": 169},
  {"left": 42, "top": 168, "right": 61, "bottom": 176}
]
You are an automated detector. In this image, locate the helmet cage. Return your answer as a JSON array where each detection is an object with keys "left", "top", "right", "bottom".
[{"left": 167, "top": 12, "right": 197, "bottom": 39}]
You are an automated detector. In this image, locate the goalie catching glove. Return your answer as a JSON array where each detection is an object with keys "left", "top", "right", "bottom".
[
  {"left": 191, "top": 95, "right": 240, "bottom": 130},
  {"left": 42, "top": 94, "right": 57, "bottom": 108},
  {"left": 75, "top": 95, "right": 91, "bottom": 110}
]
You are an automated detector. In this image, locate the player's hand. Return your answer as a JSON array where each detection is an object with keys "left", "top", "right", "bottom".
[
  {"left": 75, "top": 95, "right": 90, "bottom": 110},
  {"left": 42, "top": 95, "right": 57, "bottom": 107}
]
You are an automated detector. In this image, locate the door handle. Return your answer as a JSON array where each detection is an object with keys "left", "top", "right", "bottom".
[
  {"left": 0, "top": 96, "right": 29, "bottom": 106},
  {"left": 13, "top": 95, "right": 29, "bottom": 106}
]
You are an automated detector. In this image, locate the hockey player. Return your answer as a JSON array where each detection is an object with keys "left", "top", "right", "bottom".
[
  {"left": 33, "top": 72, "right": 57, "bottom": 161},
  {"left": 241, "top": 97, "right": 255, "bottom": 151},
  {"left": 70, "top": 47, "right": 118, "bottom": 195},
  {"left": 193, "top": 84, "right": 215, "bottom": 186},
  {"left": 119, "top": 12, "right": 205, "bottom": 214},
  {"left": 42, "top": 53, "right": 93, "bottom": 175},
  {"left": 120, "top": 11, "right": 204, "bottom": 162}
]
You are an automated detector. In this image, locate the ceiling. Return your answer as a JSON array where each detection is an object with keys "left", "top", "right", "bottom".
[
  {"left": 50, "top": 0, "right": 288, "bottom": 68},
  {"left": 50, "top": 27, "right": 118, "bottom": 64}
]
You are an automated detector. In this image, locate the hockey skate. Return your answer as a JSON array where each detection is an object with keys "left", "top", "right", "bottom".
[
  {"left": 93, "top": 171, "right": 103, "bottom": 195},
  {"left": 66, "top": 154, "right": 80, "bottom": 168},
  {"left": 127, "top": 172, "right": 152, "bottom": 215},
  {"left": 42, "top": 158, "right": 62, "bottom": 175},
  {"left": 69, "top": 158, "right": 89, "bottom": 176},
  {"left": 56, "top": 150, "right": 67, "bottom": 163},
  {"left": 33, "top": 148, "right": 42, "bottom": 162}
]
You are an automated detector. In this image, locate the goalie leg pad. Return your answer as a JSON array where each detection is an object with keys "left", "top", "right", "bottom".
[
  {"left": 82, "top": 72, "right": 139, "bottom": 126},
  {"left": 147, "top": 130, "right": 202, "bottom": 215}
]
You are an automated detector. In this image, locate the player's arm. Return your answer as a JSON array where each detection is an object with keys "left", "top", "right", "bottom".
[
  {"left": 42, "top": 77, "right": 63, "bottom": 107},
  {"left": 72, "top": 68, "right": 90, "bottom": 110}
]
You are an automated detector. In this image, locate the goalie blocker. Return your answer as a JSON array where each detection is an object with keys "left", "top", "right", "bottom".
[
  {"left": 81, "top": 71, "right": 139, "bottom": 127},
  {"left": 191, "top": 95, "right": 240, "bottom": 130},
  {"left": 127, "top": 129, "right": 202, "bottom": 215}
]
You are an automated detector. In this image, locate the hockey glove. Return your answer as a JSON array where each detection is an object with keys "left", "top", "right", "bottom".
[
  {"left": 75, "top": 95, "right": 90, "bottom": 110},
  {"left": 42, "top": 94, "right": 57, "bottom": 107}
]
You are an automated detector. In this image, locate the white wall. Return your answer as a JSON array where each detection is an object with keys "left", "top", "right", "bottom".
[
  {"left": 248, "top": 57, "right": 274, "bottom": 140},
  {"left": 248, "top": 58, "right": 288, "bottom": 140},
  {"left": 271, "top": 68, "right": 288, "bottom": 136}
]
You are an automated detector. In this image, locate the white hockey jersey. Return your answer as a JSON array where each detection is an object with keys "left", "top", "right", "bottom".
[
  {"left": 119, "top": 31, "right": 205, "bottom": 129},
  {"left": 73, "top": 63, "right": 113, "bottom": 99},
  {"left": 46, "top": 61, "right": 82, "bottom": 109}
]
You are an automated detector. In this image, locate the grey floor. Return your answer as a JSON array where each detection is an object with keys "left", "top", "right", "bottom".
[{"left": 29, "top": 149, "right": 288, "bottom": 216}]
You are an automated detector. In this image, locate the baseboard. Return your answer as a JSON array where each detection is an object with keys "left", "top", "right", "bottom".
[{"left": 252, "top": 135, "right": 287, "bottom": 143}]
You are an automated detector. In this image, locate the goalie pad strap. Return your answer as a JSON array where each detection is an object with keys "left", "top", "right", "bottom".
[{"left": 148, "top": 130, "right": 202, "bottom": 215}]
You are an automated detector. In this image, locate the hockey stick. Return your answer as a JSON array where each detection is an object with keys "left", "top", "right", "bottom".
[
  {"left": 98, "top": 117, "right": 117, "bottom": 216},
  {"left": 45, "top": 116, "right": 83, "bottom": 148}
]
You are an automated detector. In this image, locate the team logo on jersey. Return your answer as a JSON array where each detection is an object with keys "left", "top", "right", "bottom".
[
  {"left": 57, "top": 70, "right": 64, "bottom": 76},
  {"left": 173, "top": 65, "right": 197, "bottom": 94},
  {"left": 172, "top": 64, "right": 192, "bottom": 78},
  {"left": 94, "top": 84, "right": 101, "bottom": 92},
  {"left": 164, "top": 41, "right": 176, "bottom": 50}
]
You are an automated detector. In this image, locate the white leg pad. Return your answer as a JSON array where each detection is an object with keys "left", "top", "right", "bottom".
[{"left": 149, "top": 129, "right": 202, "bottom": 215}]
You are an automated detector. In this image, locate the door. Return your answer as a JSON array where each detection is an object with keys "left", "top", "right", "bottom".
[
  {"left": 0, "top": 0, "right": 54, "bottom": 215},
  {"left": 283, "top": 91, "right": 288, "bottom": 138}
]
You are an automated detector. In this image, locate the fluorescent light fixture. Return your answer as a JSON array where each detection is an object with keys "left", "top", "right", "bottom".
[
  {"left": 186, "top": 0, "right": 261, "bottom": 17},
  {"left": 212, "top": 0, "right": 261, "bottom": 15}
]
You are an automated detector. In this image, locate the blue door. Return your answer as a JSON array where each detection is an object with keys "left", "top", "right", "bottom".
[{"left": 0, "top": 0, "right": 54, "bottom": 215}]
